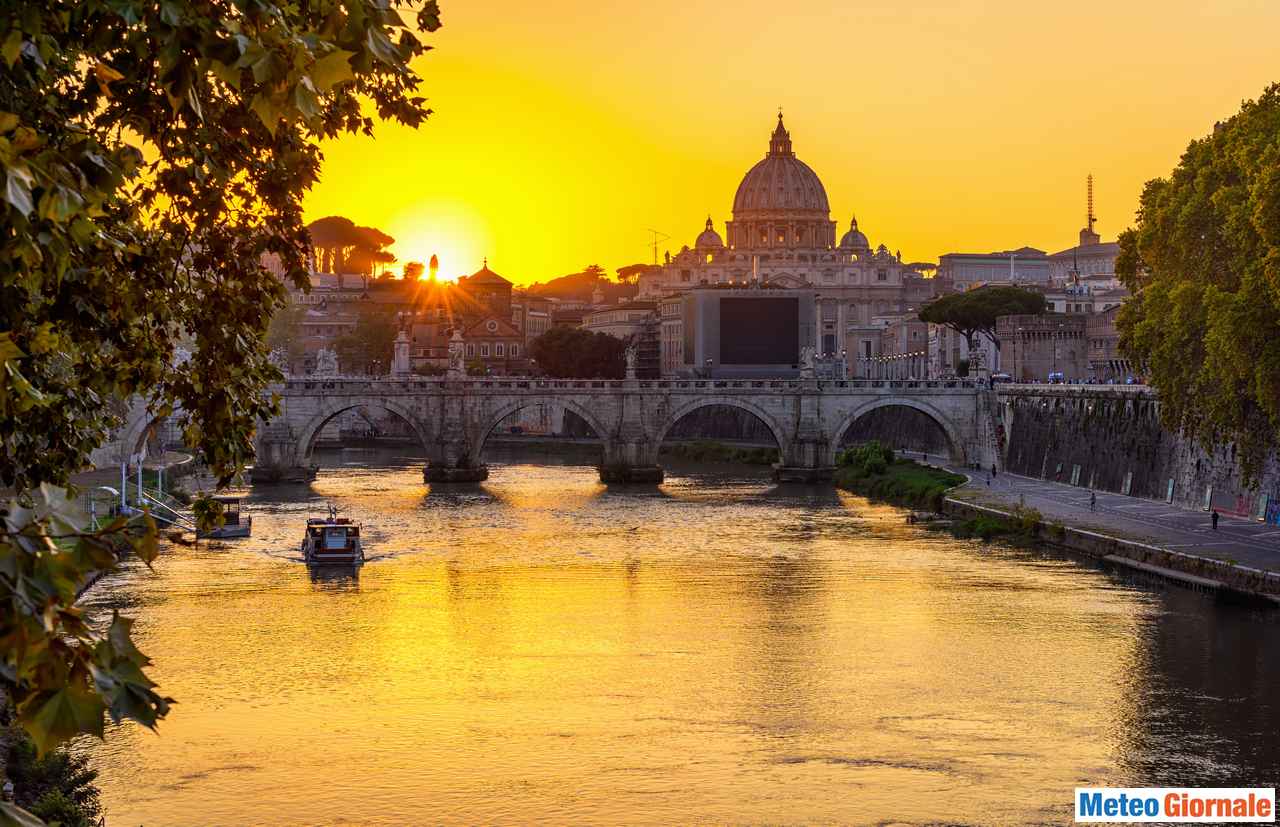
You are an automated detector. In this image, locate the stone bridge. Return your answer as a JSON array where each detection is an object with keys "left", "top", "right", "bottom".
[{"left": 249, "top": 376, "right": 997, "bottom": 484}]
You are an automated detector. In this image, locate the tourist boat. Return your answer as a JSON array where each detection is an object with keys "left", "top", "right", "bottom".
[
  {"left": 300, "top": 505, "right": 364, "bottom": 566},
  {"left": 196, "top": 496, "right": 252, "bottom": 539}
]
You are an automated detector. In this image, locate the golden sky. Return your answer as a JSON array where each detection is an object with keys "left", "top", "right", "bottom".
[{"left": 302, "top": 0, "right": 1280, "bottom": 284}]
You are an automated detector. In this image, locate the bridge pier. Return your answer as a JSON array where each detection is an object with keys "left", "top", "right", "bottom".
[
  {"left": 249, "top": 422, "right": 318, "bottom": 484},
  {"left": 423, "top": 462, "right": 489, "bottom": 484},
  {"left": 773, "top": 381, "right": 834, "bottom": 483}
]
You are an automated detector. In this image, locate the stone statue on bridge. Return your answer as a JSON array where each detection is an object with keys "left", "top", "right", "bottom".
[
  {"left": 447, "top": 329, "right": 465, "bottom": 378},
  {"left": 799, "top": 345, "right": 816, "bottom": 379},
  {"left": 268, "top": 347, "right": 290, "bottom": 377},
  {"left": 313, "top": 347, "right": 338, "bottom": 377},
  {"left": 625, "top": 341, "right": 638, "bottom": 380}
]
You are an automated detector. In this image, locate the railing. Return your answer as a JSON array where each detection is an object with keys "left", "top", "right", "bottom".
[{"left": 280, "top": 377, "right": 983, "bottom": 393}]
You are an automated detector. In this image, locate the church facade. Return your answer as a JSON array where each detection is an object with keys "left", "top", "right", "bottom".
[{"left": 638, "top": 115, "right": 947, "bottom": 375}]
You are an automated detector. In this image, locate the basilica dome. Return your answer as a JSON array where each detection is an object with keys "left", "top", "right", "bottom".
[
  {"left": 731, "top": 114, "right": 830, "bottom": 216},
  {"left": 695, "top": 216, "right": 724, "bottom": 249},
  {"left": 839, "top": 216, "right": 870, "bottom": 250}
]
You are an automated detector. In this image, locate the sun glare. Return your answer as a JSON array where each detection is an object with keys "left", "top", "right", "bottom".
[{"left": 385, "top": 205, "right": 491, "bottom": 283}]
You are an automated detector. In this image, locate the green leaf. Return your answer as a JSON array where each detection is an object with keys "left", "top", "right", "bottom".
[
  {"left": 365, "top": 27, "right": 401, "bottom": 66},
  {"left": 108, "top": 611, "right": 146, "bottom": 663},
  {"left": 250, "top": 94, "right": 282, "bottom": 136},
  {"left": 310, "top": 48, "right": 354, "bottom": 92},
  {"left": 4, "top": 164, "right": 35, "bottom": 216},
  {"left": 0, "top": 331, "right": 24, "bottom": 363},
  {"left": 0, "top": 30, "right": 21, "bottom": 68},
  {"left": 134, "top": 512, "right": 159, "bottom": 565},
  {"left": 26, "top": 686, "right": 106, "bottom": 755}
]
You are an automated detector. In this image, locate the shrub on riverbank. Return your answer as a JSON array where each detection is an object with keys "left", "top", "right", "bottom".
[
  {"left": 834, "top": 441, "right": 965, "bottom": 511},
  {"left": 660, "top": 441, "right": 778, "bottom": 465},
  {"left": 952, "top": 505, "right": 1044, "bottom": 540},
  {"left": 5, "top": 728, "right": 103, "bottom": 827}
]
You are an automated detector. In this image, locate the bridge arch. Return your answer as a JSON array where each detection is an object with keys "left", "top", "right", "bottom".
[
  {"left": 828, "top": 397, "right": 966, "bottom": 466},
  {"left": 120, "top": 407, "right": 185, "bottom": 461},
  {"left": 655, "top": 396, "right": 789, "bottom": 456},
  {"left": 295, "top": 398, "right": 433, "bottom": 460},
  {"left": 471, "top": 397, "right": 615, "bottom": 460}
]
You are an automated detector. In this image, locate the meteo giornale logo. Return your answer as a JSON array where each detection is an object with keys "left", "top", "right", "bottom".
[{"left": 1076, "top": 788, "right": 1276, "bottom": 822}]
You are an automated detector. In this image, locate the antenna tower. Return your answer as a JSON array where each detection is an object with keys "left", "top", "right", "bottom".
[
  {"left": 647, "top": 228, "right": 670, "bottom": 265},
  {"left": 1087, "top": 174, "right": 1096, "bottom": 234}
]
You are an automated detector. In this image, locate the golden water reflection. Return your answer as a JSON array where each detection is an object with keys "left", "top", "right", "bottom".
[{"left": 81, "top": 451, "right": 1280, "bottom": 825}]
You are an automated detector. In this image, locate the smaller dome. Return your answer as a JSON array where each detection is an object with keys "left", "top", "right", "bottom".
[
  {"left": 695, "top": 216, "right": 724, "bottom": 249},
  {"left": 839, "top": 216, "right": 870, "bottom": 249}
]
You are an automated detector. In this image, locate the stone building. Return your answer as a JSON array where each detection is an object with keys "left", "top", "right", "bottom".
[
  {"left": 996, "top": 313, "right": 1088, "bottom": 382},
  {"left": 637, "top": 114, "right": 946, "bottom": 373},
  {"left": 455, "top": 260, "right": 512, "bottom": 319},
  {"left": 1086, "top": 305, "right": 1133, "bottom": 382},
  {"left": 460, "top": 315, "right": 525, "bottom": 375},
  {"left": 927, "top": 323, "right": 1000, "bottom": 379},
  {"left": 935, "top": 247, "right": 1050, "bottom": 292},
  {"left": 862, "top": 315, "right": 929, "bottom": 379},
  {"left": 582, "top": 301, "right": 658, "bottom": 339}
]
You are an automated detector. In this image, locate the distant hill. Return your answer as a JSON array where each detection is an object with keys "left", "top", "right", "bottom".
[{"left": 527, "top": 264, "right": 642, "bottom": 303}]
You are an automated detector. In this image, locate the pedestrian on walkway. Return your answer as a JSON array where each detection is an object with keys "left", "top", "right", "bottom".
[
  {"left": 1212, "top": 509, "right": 1220, "bottom": 530},
  {"left": 1089, "top": 491, "right": 1096, "bottom": 512},
  {"left": 991, "top": 463, "right": 997, "bottom": 478}
]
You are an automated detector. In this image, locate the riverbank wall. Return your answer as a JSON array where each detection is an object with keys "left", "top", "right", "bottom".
[
  {"left": 995, "top": 385, "right": 1280, "bottom": 521},
  {"left": 941, "top": 496, "right": 1280, "bottom": 606}
]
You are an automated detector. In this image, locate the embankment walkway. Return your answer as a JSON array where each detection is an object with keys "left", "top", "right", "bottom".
[
  {"left": 905, "top": 452, "right": 1280, "bottom": 601},
  {"left": 942, "top": 464, "right": 1280, "bottom": 571}
]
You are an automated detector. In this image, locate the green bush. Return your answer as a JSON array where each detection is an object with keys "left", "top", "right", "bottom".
[
  {"left": 836, "top": 440, "right": 895, "bottom": 477},
  {"left": 953, "top": 506, "right": 1044, "bottom": 542},
  {"left": 661, "top": 441, "right": 778, "bottom": 465},
  {"left": 6, "top": 729, "right": 103, "bottom": 827},
  {"left": 834, "top": 445, "right": 965, "bottom": 511}
]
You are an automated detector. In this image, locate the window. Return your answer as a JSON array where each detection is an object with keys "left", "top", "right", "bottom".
[
  {"left": 465, "top": 344, "right": 475, "bottom": 357},
  {"left": 877, "top": 269, "right": 887, "bottom": 282},
  {"left": 496, "top": 343, "right": 505, "bottom": 357},
  {"left": 480, "top": 344, "right": 489, "bottom": 357},
  {"left": 511, "top": 344, "right": 519, "bottom": 358}
]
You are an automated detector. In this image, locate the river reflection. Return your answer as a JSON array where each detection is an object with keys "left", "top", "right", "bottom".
[{"left": 80, "top": 447, "right": 1280, "bottom": 826}]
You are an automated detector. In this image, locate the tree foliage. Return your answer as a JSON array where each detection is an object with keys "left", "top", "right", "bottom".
[
  {"left": 265, "top": 301, "right": 306, "bottom": 372},
  {"left": 0, "top": 0, "right": 442, "bottom": 790},
  {"left": 1117, "top": 83, "right": 1280, "bottom": 480},
  {"left": 1, "top": 486, "right": 172, "bottom": 758},
  {"left": 527, "top": 265, "right": 639, "bottom": 303},
  {"left": 529, "top": 327, "right": 626, "bottom": 379},
  {"left": 6, "top": 726, "right": 104, "bottom": 827},
  {"left": 335, "top": 309, "right": 399, "bottom": 374},
  {"left": 307, "top": 216, "right": 396, "bottom": 275},
  {"left": 917, "top": 286, "right": 1046, "bottom": 349}
]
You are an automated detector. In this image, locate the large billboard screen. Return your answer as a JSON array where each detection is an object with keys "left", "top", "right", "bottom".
[{"left": 720, "top": 297, "right": 799, "bottom": 364}]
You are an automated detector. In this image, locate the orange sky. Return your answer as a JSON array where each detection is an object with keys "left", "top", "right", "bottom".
[{"left": 302, "top": 0, "right": 1280, "bottom": 285}]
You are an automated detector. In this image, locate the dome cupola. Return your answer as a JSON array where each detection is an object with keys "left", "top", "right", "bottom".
[
  {"left": 725, "top": 112, "right": 836, "bottom": 250},
  {"left": 731, "top": 113, "right": 830, "bottom": 215},
  {"left": 839, "top": 215, "right": 870, "bottom": 250},
  {"left": 695, "top": 216, "right": 724, "bottom": 249}
]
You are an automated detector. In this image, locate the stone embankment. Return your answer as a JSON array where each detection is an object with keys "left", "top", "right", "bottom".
[{"left": 941, "top": 493, "right": 1280, "bottom": 607}]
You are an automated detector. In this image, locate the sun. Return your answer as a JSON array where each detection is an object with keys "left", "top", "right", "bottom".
[{"left": 385, "top": 205, "right": 491, "bottom": 283}]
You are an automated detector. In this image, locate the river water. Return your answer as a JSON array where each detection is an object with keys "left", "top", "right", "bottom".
[{"left": 81, "top": 448, "right": 1280, "bottom": 825}]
